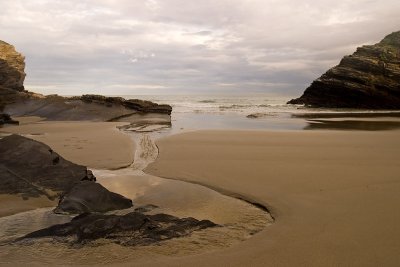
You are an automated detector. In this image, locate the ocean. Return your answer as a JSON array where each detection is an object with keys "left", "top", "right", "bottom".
[
  {"left": 119, "top": 94, "right": 297, "bottom": 115},
  {"left": 116, "top": 94, "right": 400, "bottom": 131}
]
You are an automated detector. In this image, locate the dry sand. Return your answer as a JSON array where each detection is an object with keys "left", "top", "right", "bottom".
[
  {"left": 145, "top": 130, "right": 400, "bottom": 267},
  {"left": 1, "top": 121, "right": 135, "bottom": 169}
]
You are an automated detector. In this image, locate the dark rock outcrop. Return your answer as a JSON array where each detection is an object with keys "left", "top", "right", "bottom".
[
  {"left": 0, "top": 39, "right": 172, "bottom": 120},
  {"left": 0, "top": 135, "right": 91, "bottom": 199},
  {"left": 0, "top": 113, "right": 18, "bottom": 125},
  {"left": 4, "top": 94, "right": 172, "bottom": 121},
  {"left": 54, "top": 181, "right": 133, "bottom": 214},
  {"left": 79, "top": 95, "right": 172, "bottom": 115},
  {"left": 20, "top": 211, "right": 217, "bottom": 246},
  {"left": 0, "top": 41, "right": 25, "bottom": 92},
  {"left": 288, "top": 31, "right": 400, "bottom": 109}
]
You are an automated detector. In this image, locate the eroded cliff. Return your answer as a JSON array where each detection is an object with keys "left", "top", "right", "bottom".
[{"left": 289, "top": 31, "right": 400, "bottom": 109}]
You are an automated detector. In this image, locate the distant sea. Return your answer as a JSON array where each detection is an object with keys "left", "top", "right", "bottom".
[
  {"left": 118, "top": 94, "right": 299, "bottom": 115},
  {"left": 111, "top": 94, "right": 400, "bottom": 131}
]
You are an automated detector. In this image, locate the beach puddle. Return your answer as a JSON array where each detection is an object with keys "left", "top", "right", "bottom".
[{"left": 0, "top": 129, "right": 273, "bottom": 265}]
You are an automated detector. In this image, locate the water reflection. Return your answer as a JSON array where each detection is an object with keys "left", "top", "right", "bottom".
[
  {"left": 304, "top": 120, "right": 400, "bottom": 131},
  {"left": 292, "top": 112, "right": 400, "bottom": 119}
]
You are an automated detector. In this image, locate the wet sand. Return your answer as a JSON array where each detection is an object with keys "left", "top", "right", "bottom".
[
  {"left": 0, "top": 195, "right": 56, "bottom": 217},
  {"left": 0, "top": 120, "right": 273, "bottom": 265},
  {"left": 146, "top": 130, "right": 400, "bottom": 266},
  {"left": 2, "top": 118, "right": 400, "bottom": 266},
  {"left": 1, "top": 121, "right": 135, "bottom": 169}
]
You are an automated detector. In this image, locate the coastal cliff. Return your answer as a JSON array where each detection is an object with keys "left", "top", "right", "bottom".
[
  {"left": 288, "top": 31, "right": 400, "bottom": 109},
  {"left": 0, "top": 41, "right": 25, "bottom": 92},
  {"left": 0, "top": 40, "right": 172, "bottom": 120}
]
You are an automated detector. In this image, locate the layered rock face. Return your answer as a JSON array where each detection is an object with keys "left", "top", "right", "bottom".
[
  {"left": 4, "top": 94, "right": 172, "bottom": 121},
  {"left": 0, "top": 41, "right": 25, "bottom": 92},
  {"left": 0, "top": 39, "right": 172, "bottom": 119},
  {"left": 288, "top": 31, "right": 400, "bottom": 109}
]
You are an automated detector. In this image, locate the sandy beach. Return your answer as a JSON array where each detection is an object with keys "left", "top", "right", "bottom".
[
  {"left": 145, "top": 130, "right": 400, "bottom": 266},
  {"left": 1, "top": 4, "right": 400, "bottom": 265},
  {"left": 1, "top": 120, "right": 135, "bottom": 170},
  {"left": 1, "top": 120, "right": 400, "bottom": 266}
]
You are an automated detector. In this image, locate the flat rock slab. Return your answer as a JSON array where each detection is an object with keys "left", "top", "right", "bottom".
[{"left": 19, "top": 211, "right": 217, "bottom": 246}]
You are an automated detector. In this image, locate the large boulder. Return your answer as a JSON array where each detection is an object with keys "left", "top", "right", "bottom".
[
  {"left": 0, "top": 134, "right": 93, "bottom": 199},
  {"left": 54, "top": 181, "right": 133, "bottom": 214},
  {"left": 20, "top": 211, "right": 217, "bottom": 246},
  {"left": 288, "top": 31, "right": 400, "bottom": 109}
]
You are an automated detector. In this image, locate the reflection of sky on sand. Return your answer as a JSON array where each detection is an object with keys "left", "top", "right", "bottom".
[{"left": 95, "top": 170, "right": 271, "bottom": 225}]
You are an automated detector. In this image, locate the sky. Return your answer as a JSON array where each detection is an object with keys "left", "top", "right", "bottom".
[{"left": 0, "top": 0, "right": 399, "bottom": 96}]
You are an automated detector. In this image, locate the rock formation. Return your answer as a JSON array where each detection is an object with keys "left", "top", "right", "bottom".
[
  {"left": 20, "top": 211, "right": 217, "bottom": 246},
  {"left": 0, "top": 134, "right": 135, "bottom": 214},
  {"left": 0, "top": 39, "right": 172, "bottom": 120},
  {"left": 4, "top": 94, "right": 172, "bottom": 121},
  {"left": 288, "top": 31, "right": 400, "bottom": 109},
  {"left": 0, "top": 41, "right": 25, "bottom": 92},
  {"left": 54, "top": 181, "right": 133, "bottom": 214},
  {"left": 0, "top": 135, "right": 93, "bottom": 199},
  {"left": 0, "top": 113, "right": 18, "bottom": 125}
]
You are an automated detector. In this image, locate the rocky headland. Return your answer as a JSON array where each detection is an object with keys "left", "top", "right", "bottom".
[
  {"left": 288, "top": 31, "right": 400, "bottom": 109},
  {"left": 0, "top": 41, "right": 25, "bottom": 92},
  {"left": 0, "top": 40, "right": 172, "bottom": 122}
]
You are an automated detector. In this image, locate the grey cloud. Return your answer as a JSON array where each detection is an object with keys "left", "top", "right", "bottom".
[{"left": 0, "top": 0, "right": 399, "bottom": 96}]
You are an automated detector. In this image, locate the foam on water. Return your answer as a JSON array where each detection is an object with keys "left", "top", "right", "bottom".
[{"left": 118, "top": 94, "right": 297, "bottom": 114}]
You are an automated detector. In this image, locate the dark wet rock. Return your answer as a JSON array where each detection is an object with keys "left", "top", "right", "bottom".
[
  {"left": 82, "top": 170, "right": 96, "bottom": 182},
  {"left": 0, "top": 113, "right": 18, "bottom": 125},
  {"left": 20, "top": 211, "right": 217, "bottom": 246},
  {"left": 288, "top": 31, "right": 400, "bottom": 109},
  {"left": 0, "top": 134, "right": 93, "bottom": 199},
  {"left": 123, "top": 98, "right": 172, "bottom": 114},
  {"left": 79, "top": 95, "right": 172, "bottom": 115},
  {"left": 54, "top": 181, "right": 133, "bottom": 215}
]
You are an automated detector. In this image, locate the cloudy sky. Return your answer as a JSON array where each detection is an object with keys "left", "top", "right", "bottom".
[{"left": 0, "top": 0, "right": 399, "bottom": 96}]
